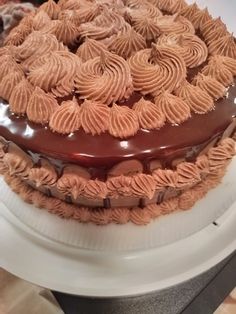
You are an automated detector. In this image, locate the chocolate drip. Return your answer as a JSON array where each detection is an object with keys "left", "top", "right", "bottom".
[
  {"left": 103, "top": 198, "right": 111, "bottom": 209},
  {"left": 0, "top": 81, "right": 235, "bottom": 173}
]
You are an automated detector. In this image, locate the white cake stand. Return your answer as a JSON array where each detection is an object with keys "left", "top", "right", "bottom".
[{"left": 0, "top": 158, "right": 235, "bottom": 297}]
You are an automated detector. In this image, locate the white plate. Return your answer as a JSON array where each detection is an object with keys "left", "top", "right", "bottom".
[{"left": 0, "top": 194, "right": 235, "bottom": 297}]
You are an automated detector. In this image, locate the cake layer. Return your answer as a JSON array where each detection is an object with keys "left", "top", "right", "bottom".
[
  {"left": 2, "top": 141, "right": 234, "bottom": 225},
  {"left": 0, "top": 133, "right": 235, "bottom": 208},
  {"left": 0, "top": 80, "right": 235, "bottom": 172}
]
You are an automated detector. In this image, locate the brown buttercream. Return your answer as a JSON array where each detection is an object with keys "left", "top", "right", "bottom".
[
  {"left": 155, "top": 91, "right": 191, "bottom": 125},
  {"left": 147, "top": 0, "right": 173, "bottom": 12},
  {"left": 111, "top": 207, "right": 130, "bottom": 224},
  {"left": 107, "top": 175, "right": 132, "bottom": 198},
  {"left": 176, "top": 162, "right": 201, "bottom": 187},
  {"left": 174, "top": 80, "right": 214, "bottom": 114},
  {"left": 192, "top": 73, "right": 226, "bottom": 100},
  {"left": 0, "top": 71, "right": 24, "bottom": 102},
  {"left": 15, "top": 31, "right": 66, "bottom": 63},
  {"left": 83, "top": 179, "right": 107, "bottom": 199},
  {"left": 108, "top": 28, "right": 146, "bottom": 59},
  {"left": 220, "top": 138, "right": 236, "bottom": 156},
  {"left": 208, "top": 138, "right": 235, "bottom": 171},
  {"left": 131, "top": 16, "right": 161, "bottom": 41},
  {"left": 108, "top": 104, "right": 139, "bottom": 139},
  {"left": 195, "top": 155, "right": 210, "bottom": 176},
  {"left": 159, "top": 197, "right": 179, "bottom": 214},
  {"left": 0, "top": 55, "right": 23, "bottom": 82},
  {"left": 201, "top": 17, "right": 227, "bottom": 43},
  {"left": 76, "top": 38, "right": 108, "bottom": 62},
  {"left": 146, "top": 203, "right": 162, "bottom": 218},
  {"left": 90, "top": 209, "right": 112, "bottom": 225},
  {"left": 77, "top": 4, "right": 104, "bottom": 24},
  {"left": 128, "top": 44, "right": 186, "bottom": 96},
  {"left": 208, "top": 34, "right": 236, "bottom": 59},
  {"left": 49, "top": 98, "right": 81, "bottom": 134},
  {"left": 131, "top": 173, "right": 156, "bottom": 199},
  {"left": 57, "top": 171, "right": 87, "bottom": 200},
  {"left": 27, "top": 87, "right": 59, "bottom": 124},
  {"left": 153, "top": 168, "right": 178, "bottom": 189},
  {"left": 32, "top": 11, "right": 51, "bottom": 31},
  {"left": 158, "top": 33, "right": 208, "bottom": 68},
  {"left": 31, "top": 190, "right": 51, "bottom": 208},
  {"left": 108, "top": 104, "right": 139, "bottom": 138},
  {"left": 94, "top": 7, "right": 126, "bottom": 31},
  {"left": 133, "top": 97, "right": 165, "bottom": 130},
  {"left": 78, "top": 22, "right": 115, "bottom": 41},
  {"left": 29, "top": 158, "right": 57, "bottom": 188},
  {"left": 169, "top": 0, "right": 188, "bottom": 14},
  {"left": 155, "top": 14, "right": 195, "bottom": 36},
  {"left": 75, "top": 51, "right": 133, "bottom": 104},
  {"left": 9, "top": 79, "right": 34, "bottom": 115},
  {"left": 42, "top": 19, "right": 79, "bottom": 45},
  {"left": 201, "top": 55, "right": 234, "bottom": 86},
  {"left": 58, "top": 0, "right": 81, "bottom": 10},
  {"left": 178, "top": 190, "right": 196, "bottom": 210},
  {"left": 3, "top": 144, "right": 33, "bottom": 178},
  {"left": 80, "top": 99, "right": 110, "bottom": 135},
  {"left": 215, "top": 55, "right": 236, "bottom": 75},
  {"left": 28, "top": 50, "right": 81, "bottom": 97},
  {"left": 130, "top": 207, "right": 151, "bottom": 225},
  {"left": 190, "top": 7, "right": 212, "bottom": 30},
  {"left": 5, "top": 24, "right": 32, "bottom": 47},
  {"left": 180, "top": 2, "right": 201, "bottom": 26},
  {"left": 40, "top": 0, "right": 60, "bottom": 19}
]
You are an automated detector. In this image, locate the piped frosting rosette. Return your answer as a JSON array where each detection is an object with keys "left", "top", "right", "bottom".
[
  {"left": 40, "top": 19, "right": 80, "bottom": 46},
  {"left": 192, "top": 73, "right": 226, "bottom": 100},
  {"left": 108, "top": 28, "right": 146, "bottom": 59},
  {"left": 32, "top": 11, "right": 51, "bottom": 31},
  {"left": 154, "top": 14, "right": 195, "bottom": 36},
  {"left": 75, "top": 51, "right": 133, "bottom": 104},
  {"left": 130, "top": 16, "right": 161, "bottom": 42},
  {"left": 201, "top": 17, "right": 228, "bottom": 44},
  {"left": 14, "top": 31, "right": 68, "bottom": 70},
  {"left": 174, "top": 80, "right": 214, "bottom": 114},
  {"left": 157, "top": 33, "right": 208, "bottom": 68},
  {"left": 208, "top": 34, "right": 236, "bottom": 60},
  {"left": 40, "top": 0, "right": 60, "bottom": 19},
  {"left": 181, "top": 6, "right": 212, "bottom": 30},
  {"left": 76, "top": 38, "right": 108, "bottom": 62},
  {"left": 58, "top": 0, "right": 82, "bottom": 10},
  {"left": 148, "top": 0, "right": 187, "bottom": 14},
  {"left": 66, "top": 3, "right": 102, "bottom": 24},
  {"left": 78, "top": 8, "right": 128, "bottom": 41},
  {"left": 128, "top": 44, "right": 186, "bottom": 96},
  {"left": 28, "top": 50, "right": 82, "bottom": 97},
  {"left": 155, "top": 91, "right": 191, "bottom": 124},
  {"left": 123, "top": 2, "right": 162, "bottom": 20},
  {"left": 201, "top": 55, "right": 236, "bottom": 86}
]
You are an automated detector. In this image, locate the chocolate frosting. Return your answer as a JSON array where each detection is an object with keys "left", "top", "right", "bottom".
[{"left": 0, "top": 79, "right": 235, "bottom": 169}]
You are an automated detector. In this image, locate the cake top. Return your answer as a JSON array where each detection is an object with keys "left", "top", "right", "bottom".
[{"left": 0, "top": 0, "right": 236, "bottom": 139}]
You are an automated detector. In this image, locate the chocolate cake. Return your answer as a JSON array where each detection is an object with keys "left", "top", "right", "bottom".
[{"left": 0, "top": 0, "right": 235, "bottom": 225}]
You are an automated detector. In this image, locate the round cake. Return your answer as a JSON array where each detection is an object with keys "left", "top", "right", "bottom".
[{"left": 0, "top": 0, "right": 235, "bottom": 225}]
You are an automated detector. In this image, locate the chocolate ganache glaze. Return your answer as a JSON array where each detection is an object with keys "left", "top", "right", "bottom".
[{"left": 0, "top": 79, "right": 235, "bottom": 173}]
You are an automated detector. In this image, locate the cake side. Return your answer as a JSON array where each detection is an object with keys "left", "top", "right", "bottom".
[
  {"left": 1, "top": 136, "right": 235, "bottom": 225},
  {"left": 0, "top": 0, "right": 236, "bottom": 224}
]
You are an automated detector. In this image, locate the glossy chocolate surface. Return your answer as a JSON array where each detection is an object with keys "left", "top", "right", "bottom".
[{"left": 0, "top": 80, "right": 235, "bottom": 170}]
